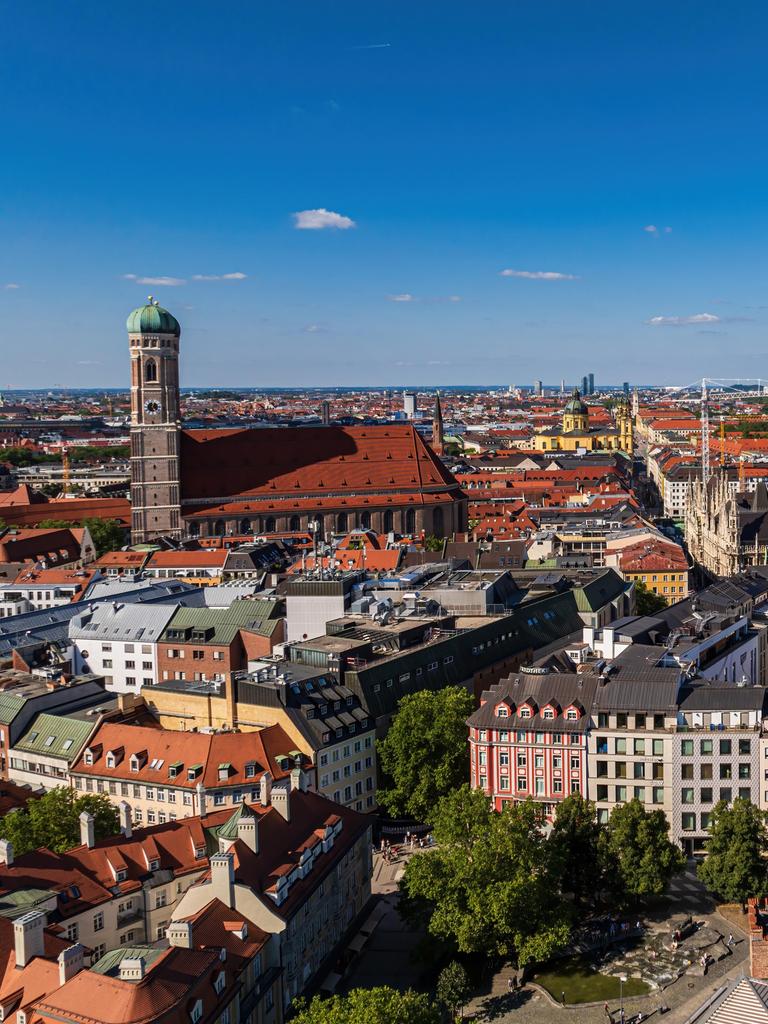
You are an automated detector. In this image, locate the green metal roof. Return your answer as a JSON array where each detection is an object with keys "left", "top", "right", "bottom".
[
  {"left": 91, "top": 945, "right": 165, "bottom": 976},
  {"left": 126, "top": 300, "right": 180, "bottom": 337},
  {"left": 0, "top": 887, "right": 56, "bottom": 920},
  {"left": 215, "top": 800, "right": 257, "bottom": 841},
  {"left": 15, "top": 712, "right": 94, "bottom": 762},
  {"left": 0, "top": 693, "right": 25, "bottom": 725},
  {"left": 159, "top": 598, "right": 282, "bottom": 646}
]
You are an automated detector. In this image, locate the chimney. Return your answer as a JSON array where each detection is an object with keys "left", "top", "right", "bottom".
[
  {"left": 237, "top": 814, "right": 259, "bottom": 854},
  {"left": 79, "top": 811, "right": 95, "bottom": 849},
  {"left": 0, "top": 838, "right": 13, "bottom": 866},
  {"left": 290, "top": 767, "right": 309, "bottom": 792},
  {"left": 259, "top": 771, "right": 272, "bottom": 807},
  {"left": 270, "top": 781, "right": 291, "bottom": 822},
  {"left": 118, "top": 801, "right": 132, "bottom": 839},
  {"left": 167, "top": 921, "right": 193, "bottom": 949},
  {"left": 196, "top": 781, "right": 206, "bottom": 816},
  {"left": 58, "top": 944, "right": 85, "bottom": 985},
  {"left": 119, "top": 957, "right": 145, "bottom": 981},
  {"left": 210, "top": 852, "right": 235, "bottom": 909},
  {"left": 14, "top": 911, "right": 45, "bottom": 968}
]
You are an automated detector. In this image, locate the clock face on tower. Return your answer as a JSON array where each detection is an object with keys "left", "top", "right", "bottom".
[{"left": 144, "top": 399, "right": 161, "bottom": 415}]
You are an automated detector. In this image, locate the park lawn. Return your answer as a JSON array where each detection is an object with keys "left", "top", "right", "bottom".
[{"left": 534, "top": 956, "right": 650, "bottom": 1004}]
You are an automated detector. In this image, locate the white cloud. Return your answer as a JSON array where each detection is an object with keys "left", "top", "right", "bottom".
[
  {"left": 643, "top": 224, "right": 672, "bottom": 235},
  {"left": 387, "top": 293, "right": 415, "bottom": 302},
  {"left": 191, "top": 272, "right": 247, "bottom": 281},
  {"left": 645, "top": 313, "right": 720, "bottom": 327},
  {"left": 122, "top": 274, "right": 186, "bottom": 286},
  {"left": 302, "top": 323, "right": 328, "bottom": 333},
  {"left": 3, "top": 283, "right": 20, "bottom": 290},
  {"left": 499, "top": 269, "right": 578, "bottom": 280},
  {"left": 352, "top": 42, "right": 391, "bottom": 50},
  {"left": 293, "top": 208, "right": 356, "bottom": 230}
]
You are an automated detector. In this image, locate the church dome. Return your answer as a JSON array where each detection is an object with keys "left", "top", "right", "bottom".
[
  {"left": 564, "top": 388, "right": 587, "bottom": 414},
  {"left": 126, "top": 297, "right": 180, "bottom": 336}
]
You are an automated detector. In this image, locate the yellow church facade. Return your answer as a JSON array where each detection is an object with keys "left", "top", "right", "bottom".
[{"left": 533, "top": 389, "right": 633, "bottom": 453}]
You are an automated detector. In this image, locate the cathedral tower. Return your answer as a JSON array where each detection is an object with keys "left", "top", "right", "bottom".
[{"left": 128, "top": 298, "right": 182, "bottom": 544}]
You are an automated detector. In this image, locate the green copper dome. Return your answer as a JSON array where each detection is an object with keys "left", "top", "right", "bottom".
[
  {"left": 564, "top": 388, "right": 587, "bottom": 414},
  {"left": 126, "top": 297, "right": 180, "bottom": 336}
]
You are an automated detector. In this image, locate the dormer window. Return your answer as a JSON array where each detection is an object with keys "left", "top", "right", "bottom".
[
  {"left": 566, "top": 708, "right": 579, "bottom": 721},
  {"left": 195, "top": 846, "right": 206, "bottom": 859},
  {"left": 214, "top": 971, "right": 226, "bottom": 995},
  {"left": 543, "top": 708, "right": 555, "bottom": 720},
  {"left": 519, "top": 706, "right": 531, "bottom": 719},
  {"left": 218, "top": 763, "right": 231, "bottom": 782},
  {"left": 496, "top": 705, "right": 509, "bottom": 718},
  {"left": 169, "top": 761, "right": 182, "bottom": 779},
  {"left": 129, "top": 755, "right": 142, "bottom": 772},
  {"left": 245, "top": 762, "right": 256, "bottom": 779},
  {"left": 84, "top": 750, "right": 94, "bottom": 766},
  {"left": 149, "top": 858, "right": 160, "bottom": 871},
  {"left": 187, "top": 764, "right": 202, "bottom": 781},
  {"left": 190, "top": 999, "right": 203, "bottom": 1024},
  {"left": 116, "top": 868, "right": 127, "bottom": 882}
]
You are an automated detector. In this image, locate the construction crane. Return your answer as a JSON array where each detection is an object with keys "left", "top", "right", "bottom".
[
  {"left": 719, "top": 415, "right": 726, "bottom": 466},
  {"left": 62, "top": 446, "right": 70, "bottom": 496},
  {"left": 700, "top": 379, "right": 710, "bottom": 484}
]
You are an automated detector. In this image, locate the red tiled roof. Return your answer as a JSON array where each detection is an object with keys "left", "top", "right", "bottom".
[
  {"left": 0, "top": 498, "right": 130, "bottom": 528},
  {"left": 179, "top": 425, "right": 458, "bottom": 503},
  {"left": 146, "top": 550, "right": 227, "bottom": 569},
  {"left": 72, "top": 722, "right": 293, "bottom": 791}
]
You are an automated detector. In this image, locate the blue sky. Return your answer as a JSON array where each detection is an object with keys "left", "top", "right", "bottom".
[{"left": 2, "top": 1, "right": 768, "bottom": 388}]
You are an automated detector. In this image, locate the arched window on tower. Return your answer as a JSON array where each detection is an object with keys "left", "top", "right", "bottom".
[
  {"left": 360, "top": 511, "right": 371, "bottom": 530},
  {"left": 214, "top": 519, "right": 226, "bottom": 536},
  {"left": 144, "top": 359, "right": 157, "bottom": 383},
  {"left": 404, "top": 508, "right": 415, "bottom": 535},
  {"left": 383, "top": 510, "right": 394, "bottom": 534},
  {"left": 240, "top": 519, "right": 252, "bottom": 535},
  {"left": 433, "top": 507, "right": 445, "bottom": 537},
  {"left": 336, "top": 512, "right": 348, "bottom": 534},
  {"left": 265, "top": 516, "right": 276, "bottom": 533},
  {"left": 289, "top": 515, "right": 301, "bottom": 532}
]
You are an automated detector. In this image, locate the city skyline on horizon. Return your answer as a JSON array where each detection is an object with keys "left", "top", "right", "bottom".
[{"left": 3, "top": 2, "right": 768, "bottom": 388}]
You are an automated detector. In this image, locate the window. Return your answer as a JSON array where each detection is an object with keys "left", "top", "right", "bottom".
[
  {"left": 652, "top": 738, "right": 664, "bottom": 756},
  {"left": 634, "top": 739, "right": 645, "bottom": 755},
  {"left": 700, "top": 763, "right": 713, "bottom": 780},
  {"left": 635, "top": 713, "right": 646, "bottom": 730},
  {"left": 517, "top": 777, "right": 527, "bottom": 791},
  {"left": 615, "top": 738, "right": 626, "bottom": 755},
  {"left": 634, "top": 787, "right": 645, "bottom": 801},
  {"left": 681, "top": 739, "right": 694, "bottom": 756},
  {"left": 739, "top": 787, "right": 751, "bottom": 800},
  {"left": 190, "top": 999, "right": 203, "bottom": 1024},
  {"left": 496, "top": 705, "right": 509, "bottom": 718},
  {"left": 681, "top": 764, "right": 694, "bottom": 780},
  {"left": 616, "top": 713, "right": 628, "bottom": 729},
  {"left": 570, "top": 754, "right": 580, "bottom": 770},
  {"left": 720, "top": 764, "right": 733, "bottom": 780},
  {"left": 681, "top": 788, "right": 695, "bottom": 804},
  {"left": 65, "top": 922, "right": 79, "bottom": 942},
  {"left": 739, "top": 739, "right": 752, "bottom": 755},
  {"left": 93, "top": 912, "right": 104, "bottom": 931},
  {"left": 596, "top": 738, "right": 608, "bottom": 754},
  {"left": 720, "top": 787, "right": 732, "bottom": 802},
  {"left": 700, "top": 787, "right": 713, "bottom": 804},
  {"left": 681, "top": 813, "right": 696, "bottom": 831},
  {"left": 597, "top": 785, "right": 608, "bottom": 801},
  {"left": 652, "top": 786, "right": 664, "bottom": 804},
  {"left": 700, "top": 739, "right": 713, "bottom": 755},
  {"left": 633, "top": 762, "right": 645, "bottom": 779},
  {"left": 739, "top": 764, "right": 751, "bottom": 780},
  {"left": 615, "top": 786, "right": 627, "bottom": 802},
  {"left": 720, "top": 739, "right": 732, "bottom": 756}
]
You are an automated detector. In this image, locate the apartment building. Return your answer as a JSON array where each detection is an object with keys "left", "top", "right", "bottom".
[
  {"left": 142, "top": 665, "right": 378, "bottom": 813},
  {"left": 70, "top": 721, "right": 300, "bottom": 826},
  {"left": 172, "top": 785, "right": 372, "bottom": 1011},
  {"left": 156, "top": 598, "right": 285, "bottom": 684},
  {"left": 468, "top": 669, "right": 599, "bottom": 817},
  {"left": 673, "top": 683, "right": 764, "bottom": 856}
]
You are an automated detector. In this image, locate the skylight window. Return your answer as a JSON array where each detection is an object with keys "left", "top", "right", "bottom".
[
  {"left": 62, "top": 739, "right": 74, "bottom": 751},
  {"left": 44, "top": 735, "right": 56, "bottom": 747}
]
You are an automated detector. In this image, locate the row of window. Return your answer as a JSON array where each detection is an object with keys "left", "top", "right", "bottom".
[
  {"left": 476, "top": 730, "right": 582, "bottom": 745},
  {"left": 596, "top": 760, "right": 664, "bottom": 779},
  {"left": 680, "top": 737, "right": 752, "bottom": 756},
  {"left": 479, "top": 750, "right": 581, "bottom": 770},
  {"left": 318, "top": 738, "right": 373, "bottom": 766},
  {"left": 596, "top": 713, "right": 666, "bottom": 730}
]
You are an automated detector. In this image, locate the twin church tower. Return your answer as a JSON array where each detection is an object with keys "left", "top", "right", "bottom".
[{"left": 128, "top": 298, "right": 182, "bottom": 543}]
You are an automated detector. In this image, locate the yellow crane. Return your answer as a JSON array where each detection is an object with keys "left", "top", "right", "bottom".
[{"left": 62, "top": 446, "right": 70, "bottom": 496}]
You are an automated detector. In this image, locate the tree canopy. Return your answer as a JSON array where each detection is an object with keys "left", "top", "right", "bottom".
[
  {"left": 601, "top": 799, "right": 684, "bottom": 902},
  {"left": 698, "top": 799, "right": 768, "bottom": 904},
  {"left": 634, "top": 581, "right": 668, "bottom": 615},
  {"left": 436, "top": 961, "right": 471, "bottom": 1020},
  {"left": 548, "top": 793, "right": 605, "bottom": 903},
  {"left": 377, "top": 687, "right": 474, "bottom": 822},
  {"left": 291, "top": 987, "right": 440, "bottom": 1024},
  {"left": 400, "top": 786, "right": 571, "bottom": 965},
  {"left": 0, "top": 789, "right": 119, "bottom": 855}
]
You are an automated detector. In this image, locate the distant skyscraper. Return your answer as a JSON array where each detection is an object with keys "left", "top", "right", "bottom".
[
  {"left": 403, "top": 391, "right": 417, "bottom": 419},
  {"left": 581, "top": 375, "right": 589, "bottom": 396},
  {"left": 588, "top": 373, "right": 595, "bottom": 395},
  {"left": 623, "top": 381, "right": 630, "bottom": 397},
  {"left": 321, "top": 400, "right": 331, "bottom": 425},
  {"left": 560, "top": 378, "right": 566, "bottom": 394},
  {"left": 534, "top": 379, "right": 543, "bottom": 396}
]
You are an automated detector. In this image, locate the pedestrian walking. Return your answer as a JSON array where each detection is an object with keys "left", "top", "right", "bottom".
[
  {"left": 727, "top": 933, "right": 734, "bottom": 949},
  {"left": 507, "top": 978, "right": 514, "bottom": 994}
]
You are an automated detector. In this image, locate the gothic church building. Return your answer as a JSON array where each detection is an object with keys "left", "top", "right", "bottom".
[{"left": 128, "top": 299, "right": 466, "bottom": 544}]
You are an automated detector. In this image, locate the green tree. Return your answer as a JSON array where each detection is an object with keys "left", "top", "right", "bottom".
[
  {"left": 401, "top": 786, "right": 571, "bottom": 965},
  {"left": 291, "top": 987, "right": 440, "bottom": 1024},
  {"left": 0, "top": 789, "right": 119, "bottom": 855},
  {"left": 84, "top": 518, "right": 127, "bottom": 556},
  {"left": 377, "top": 687, "right": 474, "bottom": 821},
  {"left": 601, "top": 799, "right": 684, "bottom": 902},
  {"left": 423, "top": 534, "right": 443, "bottom": 552},
  {"left": 547, "top": 793, "right": 603, "bottom": 904},
  {"left": 698, "top": 799, "right": 767, "bottom": 906},
  {"left": 634, "top": 581, "right": 668, "bottom": 615},
  {"left": 436, "top": 961, "right": 471, "bottom": 1021}
]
